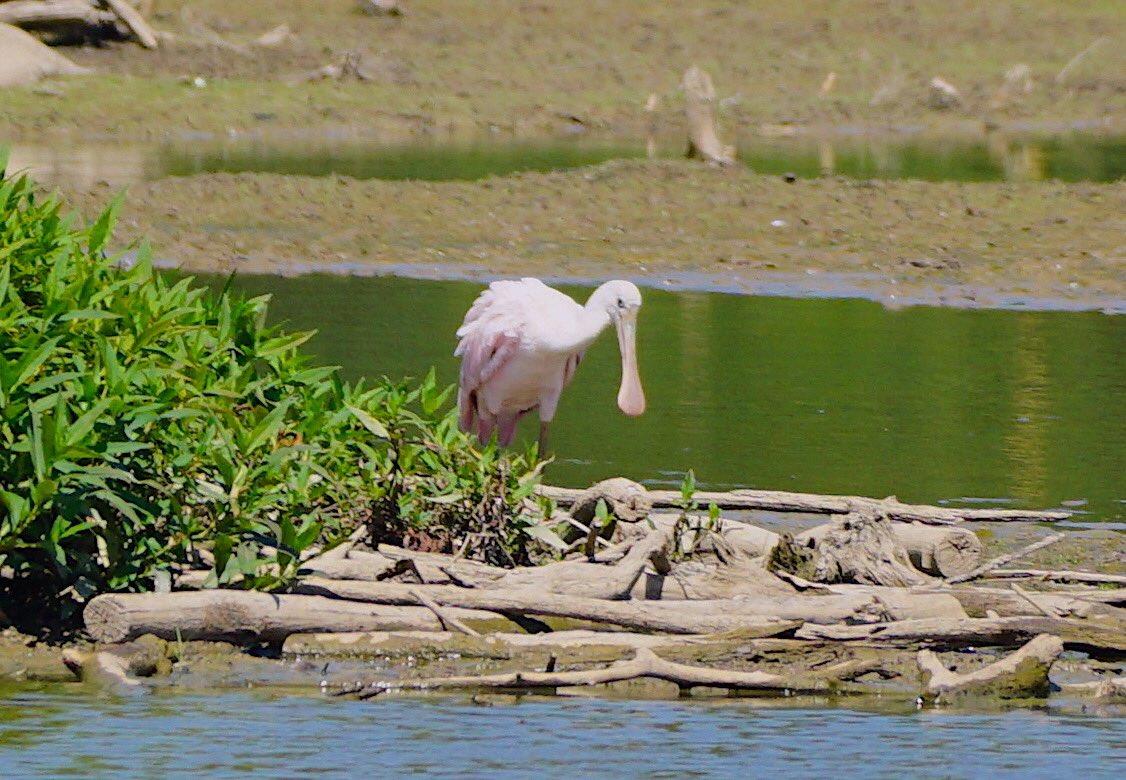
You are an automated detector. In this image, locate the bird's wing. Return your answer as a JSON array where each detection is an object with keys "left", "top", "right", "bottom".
[{"left": 455, "top": 280, "right": 535, "bottom": 388}]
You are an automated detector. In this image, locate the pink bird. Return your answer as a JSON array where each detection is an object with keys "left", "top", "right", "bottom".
[{"left": 455, "top": 278, "right": 646, "bottom": 452}]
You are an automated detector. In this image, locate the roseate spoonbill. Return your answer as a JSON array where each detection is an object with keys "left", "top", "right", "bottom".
[{"left": 455, "top": 278, "right": 646, "bottom": 452}]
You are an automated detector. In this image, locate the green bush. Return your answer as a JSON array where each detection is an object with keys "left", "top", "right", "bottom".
[{"left": 0, "top": 159, "right": 547, "bottom": 624}]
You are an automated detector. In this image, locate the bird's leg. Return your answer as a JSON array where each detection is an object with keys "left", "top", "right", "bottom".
[{"left": 537, "top": 421, "right": 551, "bottom": 458}]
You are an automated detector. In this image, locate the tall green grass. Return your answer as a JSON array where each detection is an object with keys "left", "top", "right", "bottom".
[{"left": 0, "top": 157, "right": 545, "bottom": 625}]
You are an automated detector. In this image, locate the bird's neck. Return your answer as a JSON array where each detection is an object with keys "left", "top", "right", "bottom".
[{"left": 561, "top": 301, "right": 611, "bottom": 352}]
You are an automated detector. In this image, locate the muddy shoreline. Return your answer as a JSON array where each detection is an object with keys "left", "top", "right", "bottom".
[{"left": 58, "top": 160, "right": 1124, "bottom": 312}]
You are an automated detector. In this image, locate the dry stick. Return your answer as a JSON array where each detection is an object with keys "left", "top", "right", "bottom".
[
  {"left": 946, "top": 533, "right": 1067, "bottom": 584},
  {"left": 1009, "top": 583, "right": 1065, "bottom": 618},
  {"left": 103, "top": 0, "right": 158, "bottom": 49},
  {"left": 409, "top": 588, "right": 480, "bottom": 637},
  {"left": 537, "top": 486, "right": 1069, "bottom": 524},
  {"left": 796, "top": 615, "right": 1126, "bottom": 654},
  {"left": 982, "top": 569, "right": 1126, "bottom": 587},
  {"left": 334, "top": 647, "right": 810, "bottom": 700},
  {"left": 1055, "top": 37, "right": 1108, "bottom": 84}
]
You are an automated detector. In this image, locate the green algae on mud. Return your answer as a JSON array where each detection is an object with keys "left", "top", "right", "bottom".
[
  {"left": 0, "top": 0, "right": 1123, "bottom": 142},
  {"left": 63, "top": 159, "right": 1125, "bottom": 310}
]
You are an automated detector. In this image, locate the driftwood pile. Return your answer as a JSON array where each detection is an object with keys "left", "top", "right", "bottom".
[{"left": 82, "top": 478, "right": 1125, "bottom": 704}]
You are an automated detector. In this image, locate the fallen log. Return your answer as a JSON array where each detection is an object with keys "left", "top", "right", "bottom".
[
  {"left": 0, "top": 21, "right": 90, "bottom": 87},
  {"left": 537, "top": 485, "right": 1068, "bottom": 524},
  {"left": 0, "top": 0, "right": 114, "bottom": 28},
  {"left": 870, "top": 584, "right": 1098, "bottom": 620},
  {"left": 292, "top": 577, "right": 963, "bottom": 634},
  {"left": 795, "top": 615, "right": 1126, "bottom": 655},
  {"left": 632, "top": 558, "right": 798, "bottom": 601},
  {"left": 945, "top": 533, "right": 1067, "bottom": 584},
  {"left": 84, "top": 591, "right": 515, "bottom": 644},
  {"left": 335, "top": 647, "right": 811, "bottom": 699},
  {"left": 285, "top": 629, "right": 717, "bottom": 658},
  {"left": 917, "top": 633, "right": 1062, "bottom": 702},
  {"left": 980, "top": 569, "right": 1126, "bottom": 587}
]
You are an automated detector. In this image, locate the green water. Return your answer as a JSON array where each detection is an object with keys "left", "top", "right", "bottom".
[
  {"left": 158, "top": 132, "right": 1125, "bottom": 183},
  {"left": 214, "top": 274, "right": 1124, "bottom": 521}
]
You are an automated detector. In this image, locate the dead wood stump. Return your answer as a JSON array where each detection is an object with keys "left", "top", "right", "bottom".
[
  {"left": 770, "top": 512, "right": 933, "bottom": 587},
  {"left": 917, "top": 633, "right": 1062, "bottom": 702},
  {"left": 683, "top": 64, "right": 736, "bottom": 166}
]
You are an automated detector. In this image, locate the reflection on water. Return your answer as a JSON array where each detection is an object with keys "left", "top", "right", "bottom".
[
  {"left": 5, "top": 131, "right": 1124, "bottom": 188},
  {"left": 210, "top": 274, "right": 1124, "bottom": 521},
  {"left": 1, "top": 685, "right": 1123, "bottom": 779}
]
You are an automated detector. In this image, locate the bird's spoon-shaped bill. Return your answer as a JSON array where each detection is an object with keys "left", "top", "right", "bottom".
[{"left": 615, "top": 312, "right": 646, "bottom": 416}]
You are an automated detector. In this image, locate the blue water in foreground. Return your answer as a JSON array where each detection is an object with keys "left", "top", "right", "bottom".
[{"left": 1, "top": 687, "right": 1124, "bottom": 779}]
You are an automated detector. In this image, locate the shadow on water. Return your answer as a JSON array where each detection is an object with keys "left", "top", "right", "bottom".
[
  {"left": 208, "top": 274, "right": 1124, "bottom": 522},
  {"left": 6, "top": 132, "right": 1124, "bottom": 188}
]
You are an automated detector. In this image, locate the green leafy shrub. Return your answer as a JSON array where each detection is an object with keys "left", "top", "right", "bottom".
[{"left": 0, "top": 160, "right": 545, "bottom": 625}]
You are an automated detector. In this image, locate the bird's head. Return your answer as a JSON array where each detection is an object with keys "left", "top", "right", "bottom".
[{"left": 600, "top": 279, "right": 643, "bottom": 323}]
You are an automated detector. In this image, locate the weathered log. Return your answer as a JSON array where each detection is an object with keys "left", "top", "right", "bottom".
[
  {"left": 824, "top": 585, "right": 969, "bottom": 620},
  {"left": 569, "top": 477, "right": 652, "bottom": 526},
  {"left": 682, "top": 65, "right": 736, "bottom": 165},
  {"left": 917, "top": 633, "right": 1062, "bottom": 702},
  {"left": 0, "top": 0, "right": 114, "bottom": 28},
  {"left": 293, "top": 577, "right": 963, "bottom": 634},
  {"left": 0, "top": 21, "right": 90, "bottom": 87},
  {"left": 946, "top": 533, "right": 1067, "bottom": 584},
  {"left": 980, "top": 569, "right": 1126, "bottom": 587},
  {"left": 632, "top": 558, "right": 801, "bottom": 601},
  {"left": 713, "top": 519, "right": 780, "bottom": 558},
  {"left": 84, "top": 591, "right": 515, "bottom": 644},
  {"left": 872, "top": 584, "right": 1097, "bottom": 620},
  {"left": 103, "top": 0, "right": 156, "bottom": 48},
  {"left": 538, "top": 485, "right": 1068, "bottom": 524},
  {"left": 285, "top": 628, "right": 714, "bottom": 657},
  {"left": 494, "top": 528, "right": 671, "bottom": 599},
  {"left": 888, "top": 522, "right": 982, "bottom": 578},
  {"left": 336, "top": 647, "right": 812, "bottom": 699},
  {"left": 778, "top": 513, "right": 934, "bottom": 587},
  {"left": 796, "top": 616, "right": 1126, "bottom": 654}
]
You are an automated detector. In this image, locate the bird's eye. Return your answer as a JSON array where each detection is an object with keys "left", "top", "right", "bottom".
[{"left": 616, "top": 297, "right": 625, "bottom": 308}]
